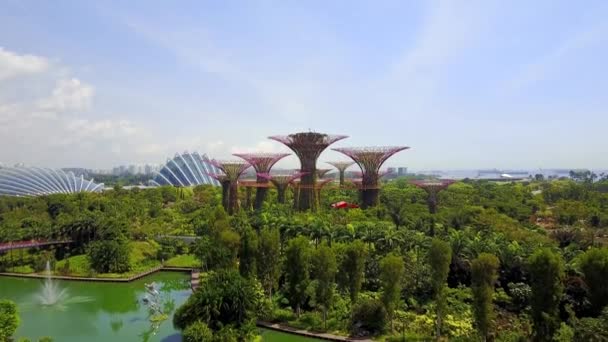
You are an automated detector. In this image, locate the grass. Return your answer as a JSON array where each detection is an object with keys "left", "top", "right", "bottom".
[
  {"left": 8, "top": 265, "right": 35, "bottom": 274},
  {"left": 164, "top": 254, "right": 199, "bottom": 268}
]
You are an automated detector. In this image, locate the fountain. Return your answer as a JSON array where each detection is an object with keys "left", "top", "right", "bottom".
[{"left": 34, "top": 261, "right": 91, "bottom": 310}]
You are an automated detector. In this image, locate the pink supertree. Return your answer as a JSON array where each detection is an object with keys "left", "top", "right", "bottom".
[
  {"left": 258, "top": 171, "right": 306, "bottom": 204},
  {"left": 207, "top": 173, "right": 232, "bottom": 212},
  {"left": 333, "top": 146, "right": 409, "bottom": 208},
  {"left": 327, "top": 161, "right": 355, "bottom": 186},
  {"left": 233, "top": 153, "right": 290, "bottom": 210},
  {"left": 411, "top": 179, "right": 456, "bottom": 214},
  {"left": 209, "top": 160, "right": 251, "bottom": 215},
  {"left": 269, "top": 132, "right": 348, "bottom": 211}
]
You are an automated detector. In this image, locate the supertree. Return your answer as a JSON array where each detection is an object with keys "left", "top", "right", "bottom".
[
  {"left": 269, "top": 132, "right": 348, "bottom": 211},
  {"left": 410, "top": 179, "right": 456, "bottom": 214},
  {"left": 233, "top": 153, "right": 290, "bottom": 210},
  {"left": 316, "top": 168, "right": 332, "bottom": 179},
  {"left": 327, "top": 161, "right": 355, "bottom": 186},
  {"left": 209, "top": 160, "right": 251, "bottom": 215},
  {"left": 258, "top": 171, "right": 306, "bottom": 204},
  {"left": 333, "top": 146, "right": 409, "bottom": 208}
]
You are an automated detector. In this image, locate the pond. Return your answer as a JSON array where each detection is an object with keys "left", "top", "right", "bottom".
[{"left": 0, "top": 272, "right": 320, "bottom": 341}]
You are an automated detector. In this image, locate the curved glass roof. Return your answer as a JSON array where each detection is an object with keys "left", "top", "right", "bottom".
[
  {"left": 149, "top": 152, "right": 221, "bottom": 187},
  {"left": 0, "top": 167, "right": 104, "bottom": 197}
]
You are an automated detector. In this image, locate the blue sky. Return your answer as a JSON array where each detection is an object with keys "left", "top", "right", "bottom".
[{"left": 1, "top": 0, "right": 607, "bottom": 170}]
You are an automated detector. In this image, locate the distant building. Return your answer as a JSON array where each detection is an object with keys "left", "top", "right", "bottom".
[
  {"left": 397, "top": 167, "right": 408, "bottom": 176},
  {"left": 149, "top": 152, "right": 221, "bottom": 187}
]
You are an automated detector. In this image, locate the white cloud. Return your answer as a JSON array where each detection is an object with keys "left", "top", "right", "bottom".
[
  {"left": 0, "top": 47, "right": 50, "bottom": 81},
  {"left": 39, "top": 78, "right": 94, "bottom": 112}
]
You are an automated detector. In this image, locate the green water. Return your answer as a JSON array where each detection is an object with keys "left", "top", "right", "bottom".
[{"left": 0, "top": 272, "right": 320, "bottom": 341}]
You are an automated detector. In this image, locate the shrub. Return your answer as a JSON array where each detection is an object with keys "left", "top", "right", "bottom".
[
  {"left": 0, "top": 300, "right": 19, "bottom": 341},
  {"left": 183, "top": 321, "right": 213, "bottom": 342},
  {"left": 350, "top": 298, "right": 387, "bottom": 337}
]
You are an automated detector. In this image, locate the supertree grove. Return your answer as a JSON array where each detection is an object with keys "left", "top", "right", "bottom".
[
  {"left": 209, "top": 160, "right": 251, "bottom": 215},
  {"left": 258, "top": 171, "right": 306, "bottom": 204},
  {"left": 327, "top": 161, "right": 355, "bottom": 186},
  {"left": 316, "top": 168, "right": 332, "bottom": 179},
  {"left": 269, "top": 132, "right": 347, "bottom": 211},
  {"left": 333, "top": 146, "right": 409, "bottom": 208},
  {"left": 233, "top": 153, "right": 289, "bottom": 210}
]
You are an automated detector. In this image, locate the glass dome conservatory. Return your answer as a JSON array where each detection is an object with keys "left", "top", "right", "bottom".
[
  {"left": 0, "top": 167, "right": 104, "bottom": 197},
  {"left": 149, "top": 152, "right": 221, "bottom": 187}
]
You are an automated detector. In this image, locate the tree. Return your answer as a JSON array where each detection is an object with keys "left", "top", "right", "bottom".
[
  {"left": 312, "top": 244, "right": 337, "bottom": 329},
  {"left": 428, "top": 238, "right": 452, "bottom": 339},
  {"left": 379, "top": 253, "right": 405, "bottom": 333},
  {"left": 182, "top": 321, "right": 214, "bottom": 342},
  {"left": 284, "top": 236, "right": 312, "bottom": 316},
  {"left": 257, "top": 227, "right": 281, "bottom": 298},
  {"left": 238, "top": 227, "right": 258, "bottom": 278},
  {"left": 339, "top": 240, "right": 368, "bottom": 302},
  {"left": 173, "top": 270, "right": 262, "bottom": 332},
  {"left": 578, "top": 248, "right": 608, "bottom": 315},
  {"left": 0, "top": 300, "right": 19, "bottom": 341},
  {"left": 528, "top": 248, "right": 564, "bottom": 342},
  {"left": 471, "top": 253, "right": 500, "bottom": 342},
  {"left": 350, "top": 298, "right": 387, "bottom": 337},
  {"left": 87, "top": 238, "right": 131, "bottom": 273}
]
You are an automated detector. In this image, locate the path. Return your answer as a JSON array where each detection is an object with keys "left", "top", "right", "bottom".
[
  {"left": 258, "top": 322, "right": 373, "bottom": 342},
  {"left": 0, "top": 239, "right": 72, "bottom": 252}
]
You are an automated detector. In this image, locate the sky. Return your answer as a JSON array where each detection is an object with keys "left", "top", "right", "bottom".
[{"left": 1, "top": 0, "right": 607, "bottom": 171}]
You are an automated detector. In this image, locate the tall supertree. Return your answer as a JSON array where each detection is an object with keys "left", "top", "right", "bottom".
[
  {"left": 411, "top": 179, "right": 456, "bottom": 214},
  {"left": 258, "top": 172, "right": 306, "bottom": 204},
  {"left": 233, "top": 153, "right": 289, "bottom": 210},
  {"left": 209, "top": 160, "right": 251, "bottom": 215},
  {"left": 327, "top": 161, "right": 355, "bottom": 186},
  {"left": 269, "top": 132, "right": 347, "bottom": 211},
  {"left": 333, "top": 146, "right": 409, "bottom": 208}
]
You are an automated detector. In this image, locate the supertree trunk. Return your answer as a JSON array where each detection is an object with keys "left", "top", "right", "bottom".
[
  {"left": 254, "top": 177, "right": 269, "bottom": 210},
  {"left": 228, "top": 182, "right": 239, "bottom": 215},
  {"left": 299, "top": 159, "right": 317, "bottom": 211},
  {"left": 220, "top": 180, "right": 230, "bottom": 212},
  {"left": 277, "top": 185, "right": 287, "bottom": 204},
  {"left": 362, "top": 188, "right": 380, "bottom": 209},
  {"left": 292, "top": 184, "right": 300, "bottom": 210}
]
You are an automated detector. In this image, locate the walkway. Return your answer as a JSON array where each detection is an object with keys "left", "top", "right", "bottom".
[
  {"left": 0, "top": 239, "right": 72, "bottom": 252},
  {"left": 258, "top": 322, "right": 373, "bottom": 342}
]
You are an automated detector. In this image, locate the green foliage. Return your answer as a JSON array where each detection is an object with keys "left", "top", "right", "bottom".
[
  {"left": 338, "top": 240, "right": 368, "bottom": 302},
  {"left": 471, "top": 253, "right": 500, "bottom": 340},
  {"left": 311, "top": 244, "right": 337, "bottom": 329},
  {"left": 379, "top": 253, "right": 405, "bottom": 332},
  {"left": 572, "top": 308, "right": 608, "bottom": 341},
  {"left": 528, "top": 248, "right": 564, "bottom": 342},
  {"left": 284, "top": 236, "right": 312, "bottom": 316},
  {"left": 87, "top": 238, "right": 131, "bottom": 273},
  {"left": 164, "top": 254, "right": 199, "bottom": 268},
  {"left": 183, "top": 321, "right": 214, "bottom": 342},
  {"left": 350, "top": 298, "right": 387, "bottom": 337},
  {"left": 0, "top": 300, "right": 19, "bottom": 341},
  {"left": 238, "top": 227, "right": 258, "bottom": 278},
  {"left": 257, "top": 227, "right": 281, "bottom": 298},
  {"left": 578, "top": 247, "right": 608, "bottom": 315},
  {"left": 428, "top": 238, "right": 452, "bottom": 338},
  {"left": 173, "top": 269, "right": 262, "bottom": 331}
]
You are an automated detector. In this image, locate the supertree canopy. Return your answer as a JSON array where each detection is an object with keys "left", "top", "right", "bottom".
[
  {"left": 411, "top": 179, "right": 455, "bottom": 214},
  {"left": 269, "top": 132, "right": 347, "bottom": 211},
  {"left": 209, "top": 160, "right": 251, "bottom": 215},
  {"left": 327, "top": 161, "right": 355, "bottom": 186},
  {"left": 333, "top": 146, "right": 409, "bottom": 208},
  {"left": 258, "top": 171, "right": 306, "bottom": 204},
  {"left": 233, "top": 153, "right": 289, "bottom": 210}
]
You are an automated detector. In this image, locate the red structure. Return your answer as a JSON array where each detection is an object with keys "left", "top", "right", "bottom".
[
  {"left": 258, "top": 171, "right": 306, "bottom": 204},
  {"left": 333, "top": 146, "right": 409, "bottom": 208},
  {"left": 233, "top": 153, "right": 289, "bottom": 210},
  {"left": 269, "top": 132, "right": 347, "bottom": 211},
  {"left": 327, "top": 161, "right": 355, "bottom": 186},
  {"left": 209, "top": 160, "right": 251, "bottom": 215},
  {"left": 411, "top": 179, "right": 456, "bottom": 214}
]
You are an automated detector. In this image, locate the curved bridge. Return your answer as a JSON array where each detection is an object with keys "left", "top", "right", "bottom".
[{"left": 0, "top": 239, "right": 72, "bottom": 252}]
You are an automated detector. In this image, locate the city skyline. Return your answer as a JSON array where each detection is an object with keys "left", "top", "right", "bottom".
[{"left": 1, "top": 1, "right": 608, "bottom": 170}]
